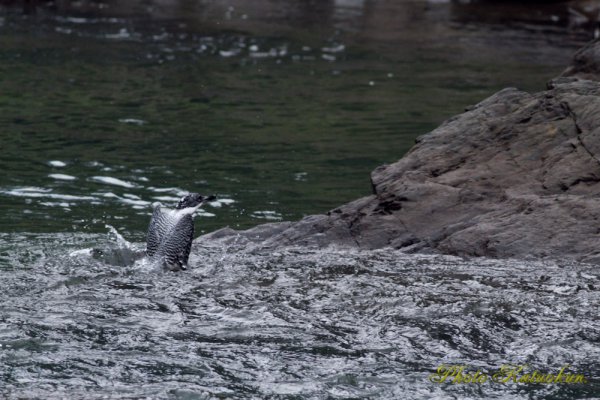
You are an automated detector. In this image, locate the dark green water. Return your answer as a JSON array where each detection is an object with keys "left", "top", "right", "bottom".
[
  {"left": 1, "top": 2, "right": 598, "bottom": 399},
  {"left": 0, "top": 0, "right": 583, "bottom": 240}
]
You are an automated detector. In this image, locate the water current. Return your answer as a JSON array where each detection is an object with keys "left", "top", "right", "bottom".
[{"left": 1, "top": 232, "right": 599, "bottom": 398}]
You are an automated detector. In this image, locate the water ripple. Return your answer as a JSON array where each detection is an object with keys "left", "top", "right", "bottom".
[{"left": 0, "top": 232, "right": 597, "bottom": 398}]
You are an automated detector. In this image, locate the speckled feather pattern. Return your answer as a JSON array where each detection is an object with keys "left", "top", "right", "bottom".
[{"left": 146, "top": 204, "right": 195, "bottom": 270}]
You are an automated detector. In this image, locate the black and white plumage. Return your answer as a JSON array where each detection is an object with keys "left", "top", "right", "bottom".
[{"left": 146, "top": 193, "right": 214, "bottom": 271}]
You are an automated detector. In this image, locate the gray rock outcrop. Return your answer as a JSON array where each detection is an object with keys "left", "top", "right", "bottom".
[
  {"left": 562, "top": 38, "right": 600, "bottom": 81},
  {"left": 202, "top": 40, "right": 600, "bottom": 262}
]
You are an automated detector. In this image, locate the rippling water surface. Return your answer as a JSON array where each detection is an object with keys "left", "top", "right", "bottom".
[
  {"left": 0, "top": 0, "right": 585, "bottom": 237},
  {"left": 1, "top": 233, "right": 599, "bottom": 398},
  {"left": 0, "top": 0, "right": 597, "bottom": 398}
]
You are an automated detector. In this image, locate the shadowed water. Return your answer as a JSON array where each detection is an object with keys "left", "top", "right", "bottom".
[{"left": 0, "top": 232, "right": 598, "bottom": 398}]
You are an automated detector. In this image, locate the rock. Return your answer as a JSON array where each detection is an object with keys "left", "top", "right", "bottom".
[
  {"left": 201, "top": 45, "right": 600, "bottom": 263},
  {"left": 561, "top": 38, "right": 600, "bottom": 81}
]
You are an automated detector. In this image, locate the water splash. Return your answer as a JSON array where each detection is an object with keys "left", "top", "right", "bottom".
[{"left": 105, "top": 224, "right": 134, "bottom": 250}]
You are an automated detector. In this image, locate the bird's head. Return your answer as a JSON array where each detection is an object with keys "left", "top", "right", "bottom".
[{"left": 176, "top": 193, "right": 216, "bottom": 210}]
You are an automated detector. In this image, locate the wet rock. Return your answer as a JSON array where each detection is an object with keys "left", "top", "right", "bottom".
[{"left": 201, "top": 46, "right": 600, "bottom": 263}]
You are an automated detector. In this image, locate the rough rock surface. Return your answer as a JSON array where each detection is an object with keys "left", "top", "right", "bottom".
[
  {"left": 562, "top": 38, "right": 600, "bottom": 81},
  {"left": 201, "top": 41, "right": 600, "bottom": 262}
]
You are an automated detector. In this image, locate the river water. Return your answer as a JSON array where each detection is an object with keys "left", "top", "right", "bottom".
[{"left": 0, "top": 0, "right": 597, "bottom": 398}]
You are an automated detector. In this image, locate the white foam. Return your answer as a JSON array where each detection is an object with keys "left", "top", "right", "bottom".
[
  {"left": 105, "top": 28, "right": 131, "bottom": 40},
  {"left": 334, "top": 0, "right": 365, "bottom": 8},
  {"left": 152, "top": 196, "right": 181, "bottom": 202},
  {"left": 55, "top": 27, "right": 72, "bottom": 34},
  {"left": 322, "top": 44, "right": 345, "bottom": 53},
  {"left": 219, "top": 49, "right": 240, "bottom": 57},
  {"left": 14, "top": 186, "right": 52, "bottom": 193},
  {"left": 39, "top": 201, "right": 71, "bottom": 208},
  {"left": 294, "top": 172, "right": 308, "bottom": 181},
  {"left": 147, "top": 187, "right": 187, "bottom": 196},
  {"left": 96, "top": 192, "right": 118, "bottom": 198},
  {"left": 90, "top": 176, "right": 138, "bottom": 188},
  {"left": 249, "top": 48, "right": 278, "bottom": 58},
  {"left": 69, "top": 248, "right": 93, "bottom": 257},
  {"left": 69, "top": 17, "right": 90, "bottom": 23},
  {"left": 208, "top": 198, "right": 235, "bottom": 208},
  {"left": 49, "top": 173, "right": 77, "bottom": 181},
  {"left": 118, "top": 118, "right": 146, "bottom": 125},
  {"left": 218, "top": 198, "right": 235, "bottom": 205},
  {"left": 94, "top": 192, "right": 150, "bottom": 207},
  {"left": 121, "top": 198, "right": 151, "bottom": 207},
  {"left": 0, "top": 188, "right": 97, "bottom": 201},
  {"left": 48, "top": 160, "right": 67, "bottom": 167},
  {"left": 252, "top": 210, "right": 282, "bottom": 221}
]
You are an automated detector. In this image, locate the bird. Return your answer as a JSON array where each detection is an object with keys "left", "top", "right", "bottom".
[{"left": 146, "top": 193, "right": 215, "bottom": 271}]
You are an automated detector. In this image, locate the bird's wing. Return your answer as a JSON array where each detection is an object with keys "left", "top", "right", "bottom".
[
  {"left": 146, "top": 204, "right": 177, "bottom": 257},
  {"left": 159, "top": 214, "right": 195, "bottom": 270}
]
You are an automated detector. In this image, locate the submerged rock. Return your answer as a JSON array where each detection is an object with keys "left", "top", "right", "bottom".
[{"left": 202, "top": 41, "right": 600, "bottom": 262}]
